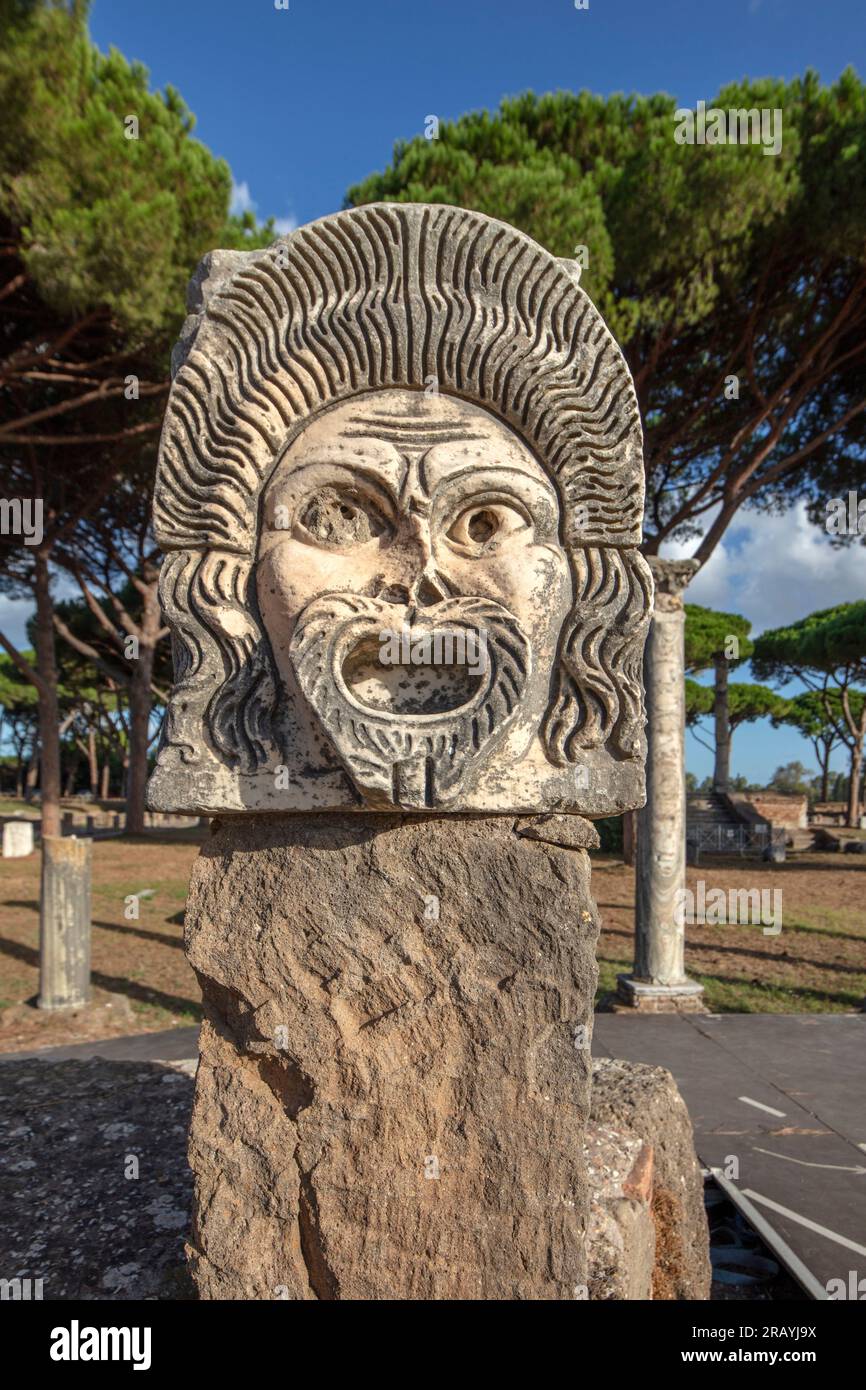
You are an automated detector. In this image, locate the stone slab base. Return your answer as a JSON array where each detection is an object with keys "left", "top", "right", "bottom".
[
  {"left": 614, "top": 975, "right": 707, "bottom": 1014},
  {"left": 184, "top": 812, "right": 600, "bottom": 1300},
  {"left": 591, "top": 1057, "right": 711, "bottom": 1299}
]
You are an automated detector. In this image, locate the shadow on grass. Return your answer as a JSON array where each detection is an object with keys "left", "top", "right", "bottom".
[
  {"left": 92, "top": 919, "right": 184, "bottom": 950},
  {"left": 597, "top": 922, "right": 866, "bottom": 979},
  {"left": 685, "top": 968, "right": 864, "bottom": 1012},
  {"left": 0, "top": 935, "right": 202, "bottom": 1019},
  {"left": 686, "top": 938, "right": 866, "bottom": 979},
  {"left": 688, "top": 855, "right": 866, "bottom": 874},
  {"left": 597, "top": 913, "right": 861, "bottom": 946},
  {"left": 1, "top": 902, "right": 186, "bottom": 951},
  {"left": 594, "top": 954, "right": 864, "bottom": 1012}
]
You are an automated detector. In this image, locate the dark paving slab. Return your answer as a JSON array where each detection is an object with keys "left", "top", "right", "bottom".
[
  {"left": 0, "top": 1056, "right": 194, "bottom": 1300},
  {"left": 0, "top": 1025, "right": 199, "bottom": 1065},
  {"left": 594, "top": 1013, "right": 866, "bottom": 1297},
  {"left": 690, "top": 1013, "right": 866, "bottom": 1148}
]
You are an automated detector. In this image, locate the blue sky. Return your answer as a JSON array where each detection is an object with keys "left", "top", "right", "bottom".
[
  {"left": 90, "top": 0, "right": 864, "bottom": 232},
  {"left": 6, "top": 0, "right": 863, "bottom": 785}
]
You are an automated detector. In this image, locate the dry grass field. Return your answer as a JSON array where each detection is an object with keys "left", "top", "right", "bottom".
[
  {"left": 594, "top": 852, "right": 866, "bottom": 1013},
  {"left": 0, "top": 830, "right": 863, "bottom": 1053}
]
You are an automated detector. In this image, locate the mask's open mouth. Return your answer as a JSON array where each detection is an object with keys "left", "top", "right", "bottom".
[
  {"left": 341, "top": 635, "right": 485, "bottom": 715},
  {"left": 290, "top": 592, "right": 531, "bottom": 807}
]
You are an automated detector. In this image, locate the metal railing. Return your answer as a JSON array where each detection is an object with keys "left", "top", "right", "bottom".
[{"left": 686, "top": 823, "right": 786, "bottom": 856}]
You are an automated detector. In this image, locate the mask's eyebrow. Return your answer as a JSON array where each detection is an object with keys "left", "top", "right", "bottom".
[
  {"left": 421, "top": 459, "right": 559, "bottom": 504},
  {"left": 264, "top": 457, "right": 402, "bottom": 501},
  {"left": 342, "top": 414, "right": 487, "bottom": 449}
]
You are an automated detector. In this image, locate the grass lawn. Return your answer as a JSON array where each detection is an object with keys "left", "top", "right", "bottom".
[
  {"left": 0, "top": 828, "right": 205, "bottom": 1052},
  {"left": 0, "top": 832, "right": 863, "bottom": 1052},
  {"left": 593, "top": 852, "right": 866, "bottom": 1013}
]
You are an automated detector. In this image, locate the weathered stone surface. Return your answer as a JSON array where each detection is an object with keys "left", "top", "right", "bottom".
[
  {"left": 591, "top": 1056, "right": 711, "bottom": 1299},
  {"left": 38, "top": 835, "right": 91, "bottom": 1011},
  {"left": 185, "top": 812, "right": 600, "bottom": 1300},
  {"left": 147, "top": 204, "right": 652, "bottom": 819},
  {"left": 146, "top": 203, "right": 658, "bottom": 1302},
  {"left": 586, "top": 1122, "right": 655, "bottom": 1300},
  {"left": 2, "top": 820, "right": 34, "bottom": 857},
  {"left": 515, "top": 813, "right": 601, "bottom": 850}
]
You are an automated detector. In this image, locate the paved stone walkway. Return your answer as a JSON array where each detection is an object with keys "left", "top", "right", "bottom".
[
  {"left": 594, "top": 1012, "right": 866, "bottom": 1298},
  {"left": 0, "top": 1045, "right": 196, "bottom": 1300},
  {"left": 4, "top": 1015, "right": 862, "bottom": 1299}
]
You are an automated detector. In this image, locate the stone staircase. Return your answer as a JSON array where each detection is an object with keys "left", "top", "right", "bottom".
[
  {"left": 686, "top": 791, "right": 779, "bottom": 856},
  {"left": 789, "top": 827, "right": 818, "bottom": 852},
  {"left": 687, "top": 791, "right": 744, "bottom": 836},
  {"left": 687, "top": 791, "right": 808, "bottom": 857}
]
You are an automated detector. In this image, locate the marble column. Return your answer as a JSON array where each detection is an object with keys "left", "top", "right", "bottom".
[
  {"left": 618, "top": 558, "right": 705, "bottom": 1011},
  {"left": 38, "top": 835, "right": 92, "bottom": 1010}
]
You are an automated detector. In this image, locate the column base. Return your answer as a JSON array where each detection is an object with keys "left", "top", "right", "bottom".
[{"left": 614, "top": 975, "right": 706, "bottom": 1014}]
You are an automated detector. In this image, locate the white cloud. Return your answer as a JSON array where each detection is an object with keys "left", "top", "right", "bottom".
[
  {"left": 662, "top": 500, "right": 866, "bottom": 634},
  {"left": 229, "top": 179, "right": 256, "bottom": 217},
  {"left": 665, "top": 499, "right": 865, "bottom": 782},
  {"left": 229, "top": 179, "right": 297, "bottom": 236},
  {"left": 0, "top": 595, "right": 34, "bottom": 653}
]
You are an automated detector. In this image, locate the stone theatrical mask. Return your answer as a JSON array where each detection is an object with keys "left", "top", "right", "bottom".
[{"left": 147, "top": 204, "right": 652, "bottom": 816}]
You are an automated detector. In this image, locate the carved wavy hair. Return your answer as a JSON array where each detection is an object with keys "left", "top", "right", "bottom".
[{"left": 153, "top": 203, "right": 652, "bottom": 774}]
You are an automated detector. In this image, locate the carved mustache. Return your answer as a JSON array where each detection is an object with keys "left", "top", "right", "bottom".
[{"left": 289, "top": 593, "right": 532, "bottom": 808}]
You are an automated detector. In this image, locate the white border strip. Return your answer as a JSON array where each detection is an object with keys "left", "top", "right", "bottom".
[
  {"left": 742, "top": 1188, "right": 866, "bottom": 1259},
  {"left": 710, "top": 1169, "right": 828, "bottom": 1301},
  {"left": 738, "top": 1095, "right": 787, "bottom": 1118}
]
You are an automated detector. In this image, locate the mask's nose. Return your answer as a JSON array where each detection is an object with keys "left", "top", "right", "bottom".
[
  {"left": 376, "top": 514, "right": 450, "bottom": 609},
  {"left": 409, "top": 571, "right": 449, "bottom": 607}
]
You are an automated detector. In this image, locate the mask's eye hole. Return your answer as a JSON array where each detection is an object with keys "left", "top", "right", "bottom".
[
  {"left": 447, "top": 502, "right": 528, "bottom": 551},
  {"left": 296, "top": 487, "right": 392, "bottom": 546},
  {"left": 467, "top": 509, "right": 498, "bottom": 543}
]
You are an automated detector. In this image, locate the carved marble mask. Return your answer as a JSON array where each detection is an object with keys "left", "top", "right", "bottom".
[
  {"left": 148, "top": 203, "right": 652, "bottom": 818},
  {"left": 257, "top": 390, "right": 571, "bottom": 808}
]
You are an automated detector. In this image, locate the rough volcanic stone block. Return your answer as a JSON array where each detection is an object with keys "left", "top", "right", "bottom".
[
  {"left": 184, "top": 812, "right": 600, "bottom": 1300},
  {"left": 586, "top": 1123, "right": 655, "bottom": 1300}
]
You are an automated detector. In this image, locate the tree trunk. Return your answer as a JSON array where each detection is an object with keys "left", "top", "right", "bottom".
[
  {"left": 622, "top": 809, "right": 636, "bottom": 866},
  {"left": 25, "top": 753, "right": 39, "bottom": 800},
  {"left": 712, "top": 654, "right": 731, "bottom": 793},
  {"left": 32, "top": 551, "right": 62, "bottom": 838},
  {"left": 126, "top": 673, "right": 151, "bottom": 833},
  {"left": 848, "top": 742, "right": 863, "bottom": 827},
  {"left": 125, "top": 579, "right": 160, "bottom": 834},
  {"left": 185, "top": 813, "right": 597, "bottom": 1299},
  {"left": 100, "top": 760, "right": 110, "bottom": 800},
  {"left": 87, "top": 727, "right": 98, "bottom": 797}
]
